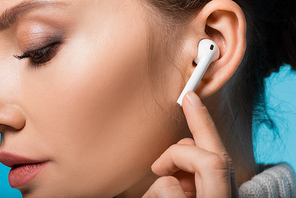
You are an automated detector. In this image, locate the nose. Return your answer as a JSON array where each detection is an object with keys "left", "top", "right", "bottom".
[{"left": 0, "top": 104, "right": 26, "bottom": 132}]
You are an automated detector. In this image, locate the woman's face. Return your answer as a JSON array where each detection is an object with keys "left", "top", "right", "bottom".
[{"left": 0, "top": 0, "right": 186, "bottom": 197}]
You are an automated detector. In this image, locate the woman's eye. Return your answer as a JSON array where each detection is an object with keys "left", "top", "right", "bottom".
[{"left": 14, "top": 41, "right": 62, "bottom": 68}]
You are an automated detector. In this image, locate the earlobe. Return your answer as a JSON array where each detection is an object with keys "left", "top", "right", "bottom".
[{"left": 183, "top": 0, "right": 246, "bottom": 98}]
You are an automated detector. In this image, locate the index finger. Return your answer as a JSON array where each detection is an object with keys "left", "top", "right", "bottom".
[{"left": 182, "top": 91, "right": 226, "bottom": 155}]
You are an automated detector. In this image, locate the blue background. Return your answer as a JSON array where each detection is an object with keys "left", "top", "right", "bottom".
[{"left": 0, "top": 66, "right": 296, "bottom": 198}]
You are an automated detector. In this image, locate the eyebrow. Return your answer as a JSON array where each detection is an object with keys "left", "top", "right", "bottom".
[{"left": 0, "top": 0, "right": 67, "bottom": 31}]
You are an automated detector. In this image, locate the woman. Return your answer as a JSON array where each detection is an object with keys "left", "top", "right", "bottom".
[{"left": 0, "top": 0, "right": 295, "bottom": 197}]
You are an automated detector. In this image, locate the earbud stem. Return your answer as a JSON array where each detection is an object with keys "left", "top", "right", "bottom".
[{"left": 177, "top": 56, "right": 212, "bottom": 106}]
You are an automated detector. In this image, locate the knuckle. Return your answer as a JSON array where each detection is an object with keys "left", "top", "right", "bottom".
[
  {"left": 154, "top": 176, "right": 180, "bottom": 189},
  {"left": 199, "top": 116, "right": 217, "bottom": 132},
  {"left": 204, "top": 153, "right": 229, "bottom": 171},
  {"left": 201, "top": 111, "right": 215, "bottom": 127},
  {"left": 221, "top": 153, "right": 234, "bottom": 168},
  {"left": 168, "top": 144, "right": 180, "bottom": 153}
]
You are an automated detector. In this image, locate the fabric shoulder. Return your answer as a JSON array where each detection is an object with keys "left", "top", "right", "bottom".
[{"left": 239, "top": 162, "right": 296, "bottom": 198}]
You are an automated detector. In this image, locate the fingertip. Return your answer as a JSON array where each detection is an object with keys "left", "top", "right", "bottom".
[
  {"left": 184, "top": 91, "right": 204, "bottom": 109},
  {"left": 151, "top": 158, "right": 159, "bottom": 171},
  {"left": 151, "top": 157, "right": 164, "bottom": 175},
  {"left": 151, "top": 161, "right": 165, "bottom": 176}
]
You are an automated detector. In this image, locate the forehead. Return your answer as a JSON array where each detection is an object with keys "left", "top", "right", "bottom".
[
  {"left": 0, "top": 0, "right": 25, "bottom": 13},
  {"left": 0, "top": 0, "right": 74, "bottom": 15},
  {"left": 0, "top": 0, "right": 73, "bottom": 31}
]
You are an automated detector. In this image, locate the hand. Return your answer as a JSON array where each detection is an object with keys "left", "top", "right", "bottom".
[{"left": 143, "top": 91, "right": 238, "bottom": 198}]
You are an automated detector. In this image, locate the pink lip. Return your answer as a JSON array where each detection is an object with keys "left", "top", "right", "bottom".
[{"left": 0, "top": 152, "right": 49, "bottom": 188}]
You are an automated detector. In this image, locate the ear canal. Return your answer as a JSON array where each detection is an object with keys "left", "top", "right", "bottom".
[{"left": 177, "top": 39, "right": 220, "bottom": 106}]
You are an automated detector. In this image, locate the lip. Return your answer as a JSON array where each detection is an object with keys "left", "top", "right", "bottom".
[
  {"left": 0, "top": 151, "right": 49, "bottom": 188},
  {"left": 0, "top": 152, "right": 44, "bottom": 168}
]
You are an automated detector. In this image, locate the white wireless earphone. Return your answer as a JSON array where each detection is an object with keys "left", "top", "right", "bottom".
[{"left": 177, "top": 39, "right": 220, "bottom": 106}]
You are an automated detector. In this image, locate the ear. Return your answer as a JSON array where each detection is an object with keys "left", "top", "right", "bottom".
[{"left": 180, "top": 0, "right": 246, "bottom": 98}]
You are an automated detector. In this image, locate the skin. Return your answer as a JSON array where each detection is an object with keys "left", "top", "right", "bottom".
[
  {"left": 144, "top": 91, "right": 238, "bottom": 197},
  {"left": 0, "top": 0, "right": 258, "bottom": 197}
]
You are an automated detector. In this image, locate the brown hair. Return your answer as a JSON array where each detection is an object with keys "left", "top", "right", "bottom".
[{"left": 143, "top": 0, "right": 296, "bottom": 135}]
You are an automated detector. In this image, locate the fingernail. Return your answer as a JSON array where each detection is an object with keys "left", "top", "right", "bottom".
[{"left": 186, "top": 91, "right": 204, "bottom": 108}]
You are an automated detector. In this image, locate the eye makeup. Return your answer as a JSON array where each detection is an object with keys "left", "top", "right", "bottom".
[{"left": 14, "top": 33, "right": 64, "bottom": 68}]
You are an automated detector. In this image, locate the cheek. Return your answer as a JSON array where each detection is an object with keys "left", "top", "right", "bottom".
[
  {"left": 18, "top": 12, "right": 181, "bottom": 195},
  {"left": 22, "top": 27, "right": 149, "bottom": 154}
]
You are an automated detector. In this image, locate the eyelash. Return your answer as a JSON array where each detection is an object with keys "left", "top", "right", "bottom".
[{"left": 14, "top": 41, "right": 62, "bottom": 68}]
